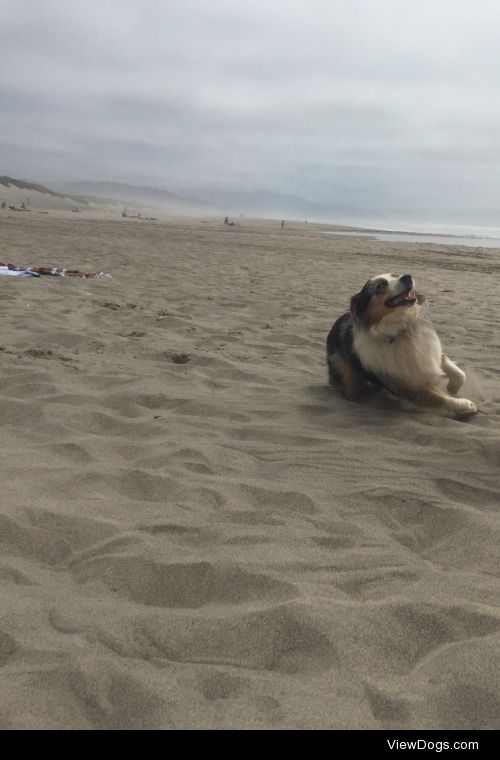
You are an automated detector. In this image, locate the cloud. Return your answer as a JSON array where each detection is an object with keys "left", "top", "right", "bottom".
[{"left": 2, "top": 0, "right": 500, "bottom": 223}]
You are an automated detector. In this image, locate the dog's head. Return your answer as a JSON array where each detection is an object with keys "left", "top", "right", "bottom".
[{"left": 350, "top": 273, "right": 424, "bottom": 332}]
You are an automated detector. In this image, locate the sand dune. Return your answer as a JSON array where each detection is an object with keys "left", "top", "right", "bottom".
[
  {"left": 0, "top": 211, "right": 499, "bottom": 729},
  {"left": 0, "top": 179, "right": 119, "bottom": 215}
]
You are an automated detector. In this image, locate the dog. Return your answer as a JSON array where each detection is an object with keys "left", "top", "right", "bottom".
[{"left": 326, "top": 273, "right": 477, "bottom": 416}]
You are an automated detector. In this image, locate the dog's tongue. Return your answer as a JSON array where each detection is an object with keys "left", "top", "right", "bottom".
[{"left": 393, "top": 291, "right": 407, "bottom": 305}]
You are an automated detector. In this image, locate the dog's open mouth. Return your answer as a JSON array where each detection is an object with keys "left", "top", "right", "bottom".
[{"left": 386, "top": 288, "right": 417, "bottom": 308}]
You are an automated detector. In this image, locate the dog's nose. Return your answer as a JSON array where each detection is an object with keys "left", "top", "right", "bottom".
[{"left": 400, "top": 274, "right": 413, "bottom": 285}]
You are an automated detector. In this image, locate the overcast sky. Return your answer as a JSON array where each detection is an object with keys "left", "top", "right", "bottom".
[{"left": 2, "top": 0, "right": 500, "bottom": 224}]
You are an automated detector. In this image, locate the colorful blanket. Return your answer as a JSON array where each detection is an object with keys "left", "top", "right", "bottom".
[{"left": 0, "top": 263, "right": 111, "bottom": 278}]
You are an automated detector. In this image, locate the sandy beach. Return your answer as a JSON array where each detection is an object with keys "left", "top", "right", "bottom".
[{"left": 0, "top": 210, "right": 499, "bottom": 730}]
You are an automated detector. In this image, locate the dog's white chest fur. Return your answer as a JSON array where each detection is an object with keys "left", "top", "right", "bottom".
[{"left": 354, "top": 320, "right": 444, "bottom": 388}]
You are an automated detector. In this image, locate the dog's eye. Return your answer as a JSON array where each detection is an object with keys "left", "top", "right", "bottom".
[{"left": 376, "top": 280, "right": 388, "bottom": 292}]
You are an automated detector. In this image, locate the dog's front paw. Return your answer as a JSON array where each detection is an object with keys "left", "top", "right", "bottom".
[{"left": 452, "top": 398, "right": 477, "bottom": 416}]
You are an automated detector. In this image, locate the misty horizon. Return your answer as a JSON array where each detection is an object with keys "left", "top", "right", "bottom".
[{"left": 2, "top": 1, "right": 500, "bottom": 229}]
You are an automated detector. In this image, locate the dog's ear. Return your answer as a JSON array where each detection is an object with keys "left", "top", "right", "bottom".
[
  {"left": 350, "top": 283, "right": 372, "bottom": 324},
  {"left": 350, "top": 292, "right": 363, "bottom": 317}
]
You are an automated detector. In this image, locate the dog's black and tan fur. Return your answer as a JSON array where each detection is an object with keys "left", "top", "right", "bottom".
[{"left": 326, "top": 273, "right": 477, "bottom": 416}]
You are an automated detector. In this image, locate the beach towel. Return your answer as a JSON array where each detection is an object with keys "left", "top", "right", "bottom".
[
  {"left": 0, "top": 262, "right": 110, "bottom": 278},
  {"left": 0, "top": 266, "right": 40, "bottom": 277}
]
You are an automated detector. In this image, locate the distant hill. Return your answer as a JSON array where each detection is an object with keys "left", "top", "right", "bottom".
[
  {"left": 184, "top": 187, "right": 338, "bottom": 219},
  {"left": 58, "top": 180, "right": 343, "bottom": 220},
  {"left": 2, "top": 175, "right": 357, "bottom": 221},
  {"left": 56, "top": 181, "right": 215, "bottom": 215},
  {"left": 1, "top": 175, "right": 71, "bottom": 199},
  {"left": 0, "top": 175, "right": 117, "bottom": 207}
]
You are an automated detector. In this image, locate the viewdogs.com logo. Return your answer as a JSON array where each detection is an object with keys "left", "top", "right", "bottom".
[{"left": 387, "top": 739, "right": 479, "bottom": 752}]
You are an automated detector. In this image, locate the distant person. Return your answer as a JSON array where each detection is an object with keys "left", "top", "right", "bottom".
[
  {"left": 1, "top": 201, "right": 6, "bottom": 210},
  {"left": 281, "top": 219, "right": 285, "bottom": 229}
]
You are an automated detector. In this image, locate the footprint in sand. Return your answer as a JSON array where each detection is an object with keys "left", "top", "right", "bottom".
[
  {"left": 71, "top": 555, "right": 297, "bottom": 608},
  {"left": 0, "top": 629, "right": 17, "bottom": 666}
]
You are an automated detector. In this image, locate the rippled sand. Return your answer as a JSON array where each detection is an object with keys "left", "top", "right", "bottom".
[{"left": 0, "top": 211, "right": 499, "bottom": 729}]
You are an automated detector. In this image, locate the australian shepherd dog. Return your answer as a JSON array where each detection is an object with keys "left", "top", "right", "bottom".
[{"left": 326, "top": 273, "right": 477, "bottom": 416}]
